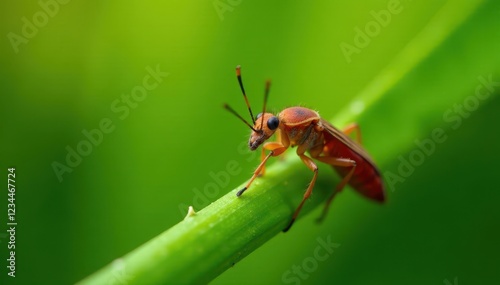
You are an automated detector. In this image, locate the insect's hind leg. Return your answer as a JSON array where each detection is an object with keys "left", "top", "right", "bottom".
[
  {"left": 313, "top": 156, "right": 356, "bottom": 223},
  {"left": 343, "top": 123, "right": 362, "bottom": 145}
]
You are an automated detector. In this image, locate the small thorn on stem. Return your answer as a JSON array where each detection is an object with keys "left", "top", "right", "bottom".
[
  {"left": 183, "top": 206, "right": 196, "bottom": 220},
  {"left": 236, "top": 187, "right": 247, "bottom": 197}
]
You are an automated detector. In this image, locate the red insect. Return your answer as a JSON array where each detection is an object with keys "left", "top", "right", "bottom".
[{"left": 224, "top": 66, "right": 385, "bottom": 232}]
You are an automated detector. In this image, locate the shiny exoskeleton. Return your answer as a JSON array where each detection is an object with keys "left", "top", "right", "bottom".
[{"left": 224, "top": 66, "right": 385, "bottom": 232}]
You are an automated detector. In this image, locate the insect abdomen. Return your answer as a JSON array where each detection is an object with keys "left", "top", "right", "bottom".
[{"left": 329, "top": 141, "right": 385, "bottom": 202}]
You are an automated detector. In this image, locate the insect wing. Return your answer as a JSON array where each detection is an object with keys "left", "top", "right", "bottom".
[{"left": 320, "top": 119, "right": 379, "bottom": 170}]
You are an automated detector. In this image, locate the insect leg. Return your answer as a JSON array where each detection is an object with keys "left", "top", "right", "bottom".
[
  {"left": 283, "top": 149, "right": 318, "bottom": 232},
  {"left": 314, "top": 157, "right": 356, "bottom": 223},
  {"left": 276, "top": 129, "right": 286, "bottom": 162},
  {"left": 257, "top": 147, "right": 267, "bottom": 176},
  {"left": 343, "top": 123, "right": 362, "bottom": 145},
  {"left": 257, "top": 133, "right": 284, "bottom": 176},
  {"left": 237, "top": 142, "right": 288, "bottom": 197},
  {"left": 260, "top": 129, "right": 289, "bottom": 175}
]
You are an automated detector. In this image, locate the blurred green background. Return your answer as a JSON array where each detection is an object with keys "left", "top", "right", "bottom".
[{"left": 1, "top": 0, "right": 499, "bottom": 284}]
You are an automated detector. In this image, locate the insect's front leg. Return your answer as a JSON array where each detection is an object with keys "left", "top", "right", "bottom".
[
  {"left": 237, "top": 133, "right": 290, "bottom": 197},
  {"left": 257, "top": 147, "right": 266, "bottom": 176},
  {"left": 276, "top": 129, "right": 287, "bottom": 162},
  {"left": 257, "top": 137, "right": 286, "bottom": 176}
]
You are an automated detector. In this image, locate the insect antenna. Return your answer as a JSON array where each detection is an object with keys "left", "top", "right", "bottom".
[
  {"left": 260, "top": 79, "right": 271, "bottom": 130},
  {"left": 223, "top": 104, "right": 260, "bottom": 133},
  {"left": 235, "top": 65, "right": 256, "bottom": 125}
]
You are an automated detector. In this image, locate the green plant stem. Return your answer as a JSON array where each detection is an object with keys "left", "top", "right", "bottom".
[
  {"left": 78, "top": 152, "right": 336, "bottom": 285},
  {"left": 78, "top": 1, "right": 499, "bottom": 283}
]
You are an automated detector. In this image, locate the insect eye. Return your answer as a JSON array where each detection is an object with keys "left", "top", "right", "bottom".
[
  {"left": 267, "top": 116, "right": 280, "bottom": 130},
  {"left": 256, "top": 113, "right": 262, "bottom": 120}
]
